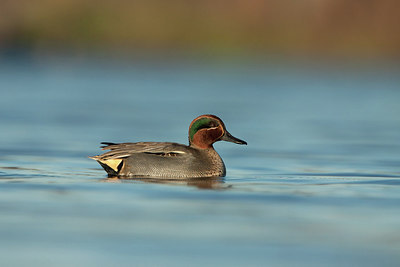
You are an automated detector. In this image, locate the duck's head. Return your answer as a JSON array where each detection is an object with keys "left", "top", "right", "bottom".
[{"left": 188, "top": 114, "right": 247, "bottom": 149}]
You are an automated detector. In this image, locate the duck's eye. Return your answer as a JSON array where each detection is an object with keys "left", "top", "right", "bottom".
[{"left": 209, "top": 121, "right": 218, "bottom": 128}]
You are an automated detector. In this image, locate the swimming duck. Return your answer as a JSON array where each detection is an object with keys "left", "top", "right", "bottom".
[{"left": 90, "top": 114, "right": 247, "bottom": 178}]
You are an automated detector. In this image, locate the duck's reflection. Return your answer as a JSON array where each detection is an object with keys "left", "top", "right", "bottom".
[{"left": 102, "top": 176, "right": 228, "bottom": 189}]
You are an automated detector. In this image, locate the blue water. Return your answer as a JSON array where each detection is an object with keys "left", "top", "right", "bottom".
[{"left": 1, "top": 56, "right": 400, "bottom": 266}]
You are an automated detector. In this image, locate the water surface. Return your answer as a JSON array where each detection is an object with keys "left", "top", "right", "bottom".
[{"left": 1, "top": 56, "right": 400, "bottom": 266}]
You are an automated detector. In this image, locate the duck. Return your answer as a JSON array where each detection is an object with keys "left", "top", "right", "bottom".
[{"left": 90, "top": 114, "right": 247, "bottom": 178}]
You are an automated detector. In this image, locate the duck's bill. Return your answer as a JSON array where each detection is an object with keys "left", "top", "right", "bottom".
[{"left": 221, "top": 131, "right": 247, "bottom": 145}]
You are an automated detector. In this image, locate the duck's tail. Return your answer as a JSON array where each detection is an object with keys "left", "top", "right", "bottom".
[{"left": 89, "top": 155, "right": 123, "bottom": 176}]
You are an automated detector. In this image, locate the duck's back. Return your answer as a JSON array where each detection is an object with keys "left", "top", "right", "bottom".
[{"left": 91, "top": 142, "right": 226, "bottom": 178}]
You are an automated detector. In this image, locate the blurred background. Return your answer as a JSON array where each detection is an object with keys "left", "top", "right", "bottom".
[
  {"left": 1, "top": 0, "right": 400, "bottom": 59},
  {"left": 1, "top": 1, "right": 400, "bottom": 267}
]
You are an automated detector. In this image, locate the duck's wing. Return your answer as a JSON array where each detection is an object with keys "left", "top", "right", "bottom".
[{"left": 90, "top": 142, "right": 189, "bottom": 161}]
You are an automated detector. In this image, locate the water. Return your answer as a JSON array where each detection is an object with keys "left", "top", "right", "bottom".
[{"left": 1, "top": 56, "right": 400, "bottom": 266}]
